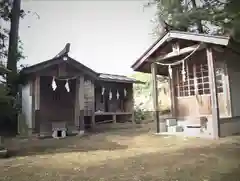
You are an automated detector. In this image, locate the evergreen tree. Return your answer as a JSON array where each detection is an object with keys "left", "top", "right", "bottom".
[
  {"left": 147, "top": 0, "right": 240, "bottom": 41},
  {"left": 0, "top": 0, "right": 25, "bottom": 137},
  {"left": 6, "top": 0, "right": 21, "bottom": 97}
]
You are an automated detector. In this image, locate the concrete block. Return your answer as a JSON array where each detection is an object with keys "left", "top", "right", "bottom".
[
  {"left": 176, "top": 126, "right": 184, "bottom": 132},
  {"left": 0, "top": 149, "right": 8, "bottom": 158},
  {"left": 79, "top": 130, "right": 85, "bottom": 135},
  {"left": 159, "top": 122, "right": 167, "bottom": 132},
  {"left": 166, "top": 118, "right": 177, "bottom": 126},
  {"left": 167, "top": 125, "right": 184, "bottom": 133},
  {"left": 184, "top": 126, "right": 201, "bottom": 136},
  {"left": 177, "top": 120, "right": 186, "bottom": 127},
  {"left": 167, "top": 126, "right": 174, "bottom": 133}
]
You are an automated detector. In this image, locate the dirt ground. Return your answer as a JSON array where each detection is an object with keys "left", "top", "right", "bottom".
[{"left": 1, "top": 124, "right": 240, "bottom": 181}]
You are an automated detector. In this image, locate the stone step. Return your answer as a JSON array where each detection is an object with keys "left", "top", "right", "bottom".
[
  {"left": 167, "top": 125, "right": 184, "bottom": 133},
  {"left": 184, "top": 125, "right": 201, "bottom": 135}
]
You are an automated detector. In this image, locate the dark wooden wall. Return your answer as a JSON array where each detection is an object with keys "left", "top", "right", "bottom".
[
  {"left": 29, "top": 60, "right": 135, "bottom": 135},
  {"left": 38, "top": 76, "right": 76, "bottom": 133},
  {"left": 172, "top": 50, "right": 229, "bottom": 119},
  {"left": 95, "top": 81, "right": 133, "bottom": 113},
  {"left": 84, "top": 79, "right": 94, "bottom": 115}
]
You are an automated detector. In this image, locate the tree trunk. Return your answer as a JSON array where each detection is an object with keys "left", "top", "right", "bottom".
[
  {"left": 7, "top": 0, "right": 21, "bottom": 97},
  {"left": 191, "top": 0, "right": 204, "bottom": 33}
]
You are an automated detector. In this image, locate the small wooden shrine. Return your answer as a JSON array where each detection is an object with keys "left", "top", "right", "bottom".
[{"left": 20, "top": 43, "right": 141, "bottom": 138}]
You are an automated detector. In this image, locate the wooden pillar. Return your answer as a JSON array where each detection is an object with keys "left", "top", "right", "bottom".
[
  {"left": 206, "top": 47, "right": 220, "bottom": 139},
  {"left": 30, "top": 78, "right": 35, "bottom": 135},
  {"left": 74, "top": 77, "right": 80, "bottom": 130},
  {"left": 151, "top": 63, "right": 160, "bottom": 133},
  {"left": 74, "top": 76, "right": 85, "bottom": 134},
  {"left": 34, "top": 76, "right": 40, "bottom": 110},
  {"left": 169, "top": 69, "right": 176, "bottom": 117},
  {"left": 131, "top": 112, "right": 135, "bottom": 125},
  {"left": 91, "top": 82, "right": 96, "bottom": 127},
  {"left": 29, "top": 76, "right": 41, "bottom": 135},
  {"left": 223, "top": 61, "right": 232, "bottom": 117},
  {"left": 129, "top": 84, "right": 135, "bottom": 124},
  {"left": 113, "top": 114, "right": 117, "bottom": 124},
  {"left": 79, "top": 76, "right": 85, "bottom": 133},
  {"left": 30, "top": 75, "right": 41, "bottom": 134},
  {"left": 34, "top": 76, "right": 40, "bottom": 134}
]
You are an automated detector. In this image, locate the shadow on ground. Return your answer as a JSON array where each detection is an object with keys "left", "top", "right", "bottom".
[
  {"left": 2, "top": 139, "right": 240, "bottom": 181},
  {"left": 66, "top": 142, "right": 240, "bottom": 181},
  {"left": 4, "top": 127, "right": 151, "bottom": 158},
  {"left": 87, "top": 123, "right": 145, "bottom": 134},
  {"left": 6, "top": 137, "right": 127, "bottom": 158}
]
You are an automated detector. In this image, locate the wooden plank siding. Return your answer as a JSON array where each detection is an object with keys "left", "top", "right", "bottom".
[
  {"left": 84, "top": 79, "right": 94, "bottom": 116},
  {"left": 21, "top": 54, "right": 137, "bottom": 136},
  {"left": 172, "top": 50, "right": 230, "bottom": 123}
]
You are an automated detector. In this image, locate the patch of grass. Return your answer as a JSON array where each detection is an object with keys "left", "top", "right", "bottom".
[{"left": 1, "top": 127, "right": 240, "bottom": 181}]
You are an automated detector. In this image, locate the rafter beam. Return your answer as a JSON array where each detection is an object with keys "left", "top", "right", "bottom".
[{"left": 154, "top": 43, "right": 206, "bottom": 62}]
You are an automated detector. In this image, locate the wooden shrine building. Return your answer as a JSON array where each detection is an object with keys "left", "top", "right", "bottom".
[
  {"left": 20, "top": 43, "right": 140, "bottom": 138},
  {"left": 131, "top": 31, "right": 240, "bottom": 139}
]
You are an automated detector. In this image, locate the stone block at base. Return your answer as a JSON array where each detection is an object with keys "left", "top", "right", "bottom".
[
  {"left": 52, "top": 129, "right": 67, "bottom": 139},
  {"left": 78, "top": 130, "right": 85, "bottom": 136},
  {"left": 159, "top": 122, "right": 167, "bottom": 132},
  {"left": 184, "top": 125, "right": 201, "bottom": 136},
  {"left": 0, "top": 149, "right": 7, "bottom": 158},
  {"left": 168, "top": 125, "right": 184, "bottom": 133},
  {"left": 166, "top": 118, "right": 177, "bottom": 127}
]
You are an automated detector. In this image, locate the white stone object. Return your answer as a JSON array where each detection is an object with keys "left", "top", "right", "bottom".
[
  {"left": 184, "top": 125, "right": 201, "bottom": 136},
  {"left": 52, "top": 122, "right": 67, "bottom": 139},
  {"left": 52, "top": 129, "right": 67, "bottom": 139},
  {"left": 167, "top": 125, "right": 184, "bottom": 133},
  {"left": 79, "top": 130, "right": 85, "bottom": 136}
]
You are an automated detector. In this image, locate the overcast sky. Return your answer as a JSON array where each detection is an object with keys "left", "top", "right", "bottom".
[{"left": 19, "top": 0, "right": 157, "bottom": 75}]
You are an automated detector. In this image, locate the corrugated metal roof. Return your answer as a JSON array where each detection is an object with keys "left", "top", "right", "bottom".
[
  {"left": 21, "top": 43, "right": 143, "bottom": 84},
  {"left": 98, "top": 73, "right": 142, "bottom": 83}
]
